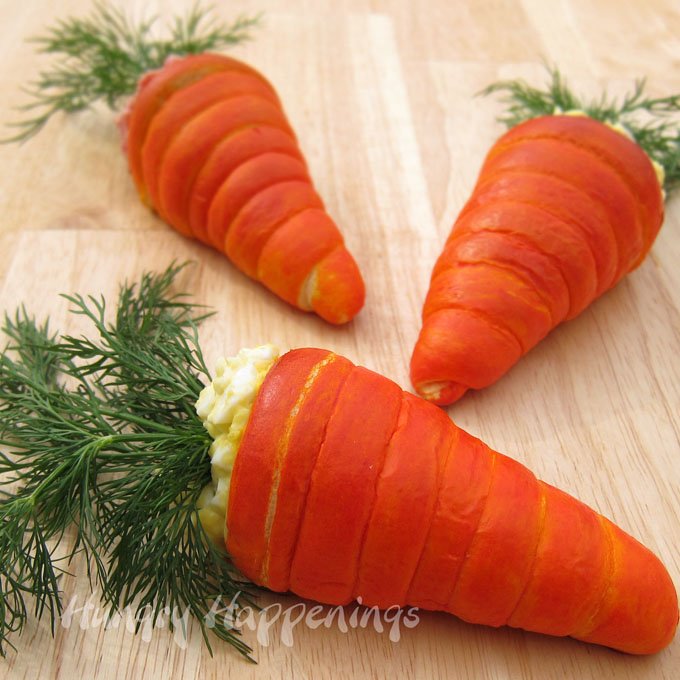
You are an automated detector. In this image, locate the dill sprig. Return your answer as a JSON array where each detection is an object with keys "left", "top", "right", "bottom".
[
  {"left": 481, "top": 67, "right": 680, "bottom": 194},
  {"left": 4, "top": 2, "right": 260, "bottom": 143},
  {"left": 0, "top": 263, "right": 255, "bottom": 658},
  {"left": 0, "top": 313, "right": 110, "bottom": 655}
]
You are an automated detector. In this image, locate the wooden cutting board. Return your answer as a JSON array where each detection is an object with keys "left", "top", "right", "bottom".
[{"left": 1, "top": 1, "right": 679, "bottom": 678}]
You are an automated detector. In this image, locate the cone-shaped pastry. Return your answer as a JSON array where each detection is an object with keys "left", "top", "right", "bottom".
[
  {"left": 411, "top": 72, "right": 677, "bottom": 404},
  {"left": 124, "top": 53, "right": 364, "bottom": 324},
  {"left": 208, "top": 347, "right": 679, "bottom": 655}
]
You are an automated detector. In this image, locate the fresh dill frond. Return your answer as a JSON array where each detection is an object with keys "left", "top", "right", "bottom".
[
  {"left": 58, "top": 264, "right": 256, "bottom": 657},
  {"left": 481, "top": 66, "right": 680, "bottom": 194},
  {"left": 4, "top": 2, "right": 260, "bottom": 143},
  {"left": 0, "top": 263, "right": 255, "bottom": 658},
  {"left": 0, "top": 312, "right": 109, "bottom": 655}
]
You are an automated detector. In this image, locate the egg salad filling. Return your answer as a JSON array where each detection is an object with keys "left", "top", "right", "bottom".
[{"left": 194, "top": 344, "right": 280, "bottom": 545}]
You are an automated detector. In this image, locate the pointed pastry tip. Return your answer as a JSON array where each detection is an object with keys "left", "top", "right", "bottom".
[{"left": 307, "top": 247, "right": 365, "bottom": 325}]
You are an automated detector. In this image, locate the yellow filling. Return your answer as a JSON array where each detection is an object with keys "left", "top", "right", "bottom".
[{"left": 194, "top": 344, "right": 280, "bottom": 546}]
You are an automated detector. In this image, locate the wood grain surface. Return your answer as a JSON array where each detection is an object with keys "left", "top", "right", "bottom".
[{"left": 1, "top": 1, "right": 679, "bottom": 678}]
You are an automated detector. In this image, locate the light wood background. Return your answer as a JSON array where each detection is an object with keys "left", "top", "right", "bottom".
[{"left": 1, "top": 1, "right": 679, "bottom": 678}]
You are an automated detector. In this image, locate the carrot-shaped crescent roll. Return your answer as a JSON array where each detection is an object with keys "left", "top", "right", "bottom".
[
  {"left": 410, "top": 71, "right": 680, "bottom": 404},
  {"left": 5, "top": 6, "right": 364, "bottom": 324},
  {"left": 210, "top": 345, "right": 678, "bottom": 655},
  {"left": 1, "top": 267, "right": 677, "bottom": 657},
  {"left": 120, "top": 52, "right": 364, "bottom": 323}
]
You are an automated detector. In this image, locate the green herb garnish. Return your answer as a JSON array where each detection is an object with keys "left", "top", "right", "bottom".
[
  {"left": 0, "top": 263, "right": 254, "bottom": 659},
  {"left": 4, "top": 2, "right": 259, "bottom": 143}
]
